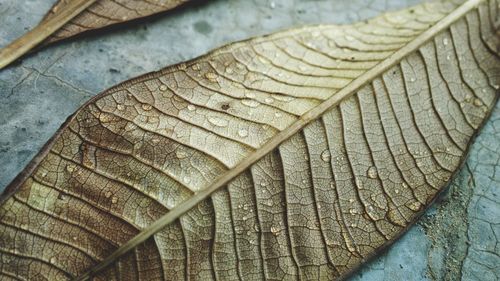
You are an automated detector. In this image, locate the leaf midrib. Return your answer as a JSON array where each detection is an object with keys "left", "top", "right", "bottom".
[{"left": 73, "top": 0, "right": 484, "bottom": 279}]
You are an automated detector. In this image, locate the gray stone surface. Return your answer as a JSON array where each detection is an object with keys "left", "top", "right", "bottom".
[{"left": 0, "top": 0, "right": 498, "bottom": 280}]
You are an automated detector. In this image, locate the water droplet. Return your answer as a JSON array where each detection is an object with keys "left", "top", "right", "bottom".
[
  {"left": 258, "top": 57, "right": 270, "bottom": 64},
  {"left": 104, "top": 191, "right": 112, "bottom": 198},
  {"left": 41, "top": 172, "right": 47, "bottom": 178},
  {"left": 367, "top": 166, "right": 378, "bottom": 179},
  {"left": 270, "top": 1, "right": 275, "bottom": 9},
  {"left": 442, "top": 38, "right": 449, "bottom": 45},
  {"left": 238, "top": 129, "right": 249, "bottom": 138},
  {"left": 176, "top": 149, "right": 188, "bottom": 159},
  {"left": 205, "top": 72, "right": 218, "bottom": 82},
  {"left": 349, "top": 198, "right": 355, "bottom": 203},
  {"left": 208, "top": 116, "right": 229, "bottom": 127},
  {"left": 356, "top": 178, "right": 364, "bottom": 188},
  {"left": 265, "top": 97, "right": 274, "bottom": 104},
  {"left": 126, "top": 93, "right": 133, "bottom": 99},
  {"left": 66, "top": 164, "right": 76, "bottom": 173},
  {"left": 245, "top": 92, "right": 256, "bottom": 99},
  {"left": 446, "top": 54, "right": 451, "bottom": 60},
  {"left": 187, "top": 104, "right": 196, "bottom": 111},
  {"left": 408, "top": 201, "right": 422, "bottom": 211},
  {"left": 410, "top": 77, "right": 416, "bottom": 82},
  {"left": 493, "top": 84, "right": 499, "bottom": 90},
  {"left": 236, "top": 63, "right": 245, "bottom": 70},
  {"left": 275, "top": 112, "right": 282, "bottom": 118},
  {"left": 111, "top": 196, "right": 118, "bottom": 204},
  {"left": 148, "top": 116, "right": 159, "bottom": 124},
  {"left": 271, "top": 226, "right": 280, "bottom": 236},
  {"left": 395, "top": 189, "right": 400, "bottom": 194},
  {"left": 473, "top": 98, "right": 482, "bottom": 107},
  {"left": 183, "top": 176, "right": 191, "bottom": 184},
  {"left": 50, "top": 257, "right": 57, "bottom": 264},
  {"left": 72, "top": 236, "right": 78, "bottom": 241},
  {"left": 320, "top": 150, "right": 331, "bottom": 162},
  {"left": 349, "top": 209, "right": 356, "bottom": 214},
  {"left": 235, "top": 225, "right": 243, "bottom": 234},
  {"left": 159, "top": 85, "right": 168, "bottom": 91},
  {"left": 99, "top": 113, "right": 112, "bottom": 122},
  {"left": 241, "top": 99, "right": 260, "bottom": 108},
  {"left": 225, "top": 67, "right": 233, "bottom": 74},
  {"left": 117, "top": 104, "right": 125, "bottom": 111},
  {"left": 142, "top": 104, "right": 153, "bottom": 111},
  {"left": 464, "top": 94, "right": 473, "bottom": 102}
]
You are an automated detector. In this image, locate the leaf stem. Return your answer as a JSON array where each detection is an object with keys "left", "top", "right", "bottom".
[{"left": 0, "top": 0, "right": 99, "bottom": 70}]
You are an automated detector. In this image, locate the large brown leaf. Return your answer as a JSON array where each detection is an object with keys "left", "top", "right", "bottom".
[{"left": 1, "top": 0, "right": 499, "bottom": 280}]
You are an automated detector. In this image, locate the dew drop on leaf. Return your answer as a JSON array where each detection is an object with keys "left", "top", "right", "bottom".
[
  {"left": 208, "top": 116, "right": 229, "bottom": 127},
  {"left": 142, "top": 104, "right": 153, "bottom": 111},
  {"left": 238, "top": 129, "right": 248, "bottom": 138},
  {"left": 320, "top": 150, "right": 331, "bottom": 162},
  {"left": 241, "top": 99, "right": 260, "bottom": 108},
  {"left": 367, "top": 166, "right": 378, "bottom": 179}
]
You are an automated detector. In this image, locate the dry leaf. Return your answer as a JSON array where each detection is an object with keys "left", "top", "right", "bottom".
[
  {"left": 0, "top": 0, "right": 499, "bottom": 280},
  {"left": 0, "top": 0, "right": 190, "bottom": 70},
  {"left": 42, "top": 0, "right": 191, "bottom": 44}
]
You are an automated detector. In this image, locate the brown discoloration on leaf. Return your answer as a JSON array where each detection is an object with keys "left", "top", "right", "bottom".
[{"left": 0, "top": 0, "right": 499, "bottom": 280}]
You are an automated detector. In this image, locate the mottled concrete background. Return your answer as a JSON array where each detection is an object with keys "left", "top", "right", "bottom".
[{"left": 0, "top": 0, "right": 498, "bottom": 280}]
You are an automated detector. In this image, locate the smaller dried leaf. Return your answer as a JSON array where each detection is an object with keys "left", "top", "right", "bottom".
[{"left": 0, "top": 0, "right": 191, "bottom": 70}]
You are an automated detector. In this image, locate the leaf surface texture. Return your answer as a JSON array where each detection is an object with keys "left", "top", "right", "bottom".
[{"left": 0, "top": 0, "right": 499, "bottom": 280}]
